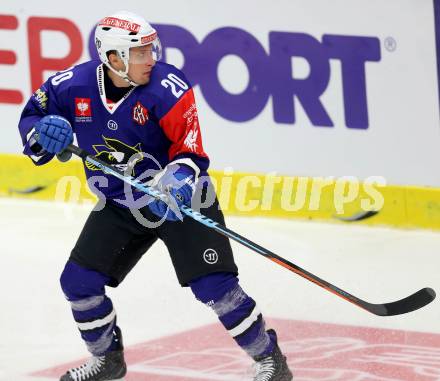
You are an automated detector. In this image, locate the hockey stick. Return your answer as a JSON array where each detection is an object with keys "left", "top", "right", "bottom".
[{"left": 65, "top": 144, "right": 436, "bottom": 316}]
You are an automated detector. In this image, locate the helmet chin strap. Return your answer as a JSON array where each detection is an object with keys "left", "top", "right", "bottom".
[{"left": 105, "top": 62, "right": 139, "bottom": 87}]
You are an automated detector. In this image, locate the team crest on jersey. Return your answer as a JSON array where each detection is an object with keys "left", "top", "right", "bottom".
[
  {"left": 85, "top": 136, "right": 143, "bottom": 176},
  {"left": 75, "top": 98, "right": 92, "bottom": 122},
  {"left": 132, "top": 101, "right": 149, "bottom": 126}
]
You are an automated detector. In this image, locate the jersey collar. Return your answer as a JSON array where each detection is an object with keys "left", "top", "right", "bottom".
[{"left": 96, "top": 64, "right": 135, "bottom": 114}]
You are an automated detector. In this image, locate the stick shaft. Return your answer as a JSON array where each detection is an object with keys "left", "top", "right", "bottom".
[{"left": 65, "top": 144, "right": 435, "bottom": 316}]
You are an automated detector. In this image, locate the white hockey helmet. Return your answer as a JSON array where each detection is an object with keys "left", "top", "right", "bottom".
[{"left": 94, "top": 11, "right": 162, "bottom": 84}]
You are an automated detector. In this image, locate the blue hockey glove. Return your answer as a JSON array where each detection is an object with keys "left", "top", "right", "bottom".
[
  {"left": 34, "top": 115, "right": 73, "bottom": 154},
  {"left": 148, "top": 163, "right": 196, "bottom": 221}
]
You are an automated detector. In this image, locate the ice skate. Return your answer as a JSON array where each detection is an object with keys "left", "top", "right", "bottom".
[
  {"left": 60, "top": 327, "right": 126, "bottom": 381},
  {"left": 253, "top": 329, "right": 293, "bottom": 381}
]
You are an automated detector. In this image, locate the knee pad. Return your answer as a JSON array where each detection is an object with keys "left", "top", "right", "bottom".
[
  {"left": 189, "top": 272, "right": 239, "bottom": 304},
  {"left": 60, "top": 260, "right": 111, "bottom": 301}
]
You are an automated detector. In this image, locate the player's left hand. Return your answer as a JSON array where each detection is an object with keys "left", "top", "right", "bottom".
[{"left": 148, "top": 163, "right": 196, "bottom": 221}]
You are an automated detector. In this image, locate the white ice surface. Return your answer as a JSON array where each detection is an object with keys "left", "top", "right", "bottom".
[{"left": 0, "top": 198, "right": 439, "bottom": 380}]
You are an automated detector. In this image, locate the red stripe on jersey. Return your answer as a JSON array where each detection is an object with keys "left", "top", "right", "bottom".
[{"left": 159, "top": 89, "right": 209, "bottom": 161}]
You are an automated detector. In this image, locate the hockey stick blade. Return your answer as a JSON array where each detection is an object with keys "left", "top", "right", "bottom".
[
  {"left": 64, "top": 144, "right": 437, "bottom": 316},
  {"left": 358, "top": 287, "right": 436, "bottom": 317}
]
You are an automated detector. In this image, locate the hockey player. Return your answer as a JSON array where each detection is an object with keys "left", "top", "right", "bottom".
[{"left": 18, "top": 11, "right": 293, "bottom": 381}]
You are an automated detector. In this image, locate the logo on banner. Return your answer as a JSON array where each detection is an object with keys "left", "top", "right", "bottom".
[
  {"left": 88, "top": 26, "right": 381, "bottom": 129},
  {"left": 132, "top": 101, "right": 149, "bottom": 126},
  {"left": 75, "top": 98, "right": 92, "bottom": 122}
]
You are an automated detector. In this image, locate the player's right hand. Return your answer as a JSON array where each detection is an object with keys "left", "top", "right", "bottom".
[{"left": 34, "top": 115, "right": 73, "bottom": 154}]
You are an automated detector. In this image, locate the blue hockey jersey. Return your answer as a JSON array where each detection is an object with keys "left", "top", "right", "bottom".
[{"left": 18, "top": 60, "right": 210, "bottom": 204}]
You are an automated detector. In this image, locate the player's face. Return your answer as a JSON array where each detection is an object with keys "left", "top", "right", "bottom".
[{"left": 128, "top": 45, "right": 156, "bottom": 85}]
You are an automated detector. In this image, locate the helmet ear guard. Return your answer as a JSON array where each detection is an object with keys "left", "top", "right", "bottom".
[{"left": 94, "top": 11, "right": 162, "bottom": 85}]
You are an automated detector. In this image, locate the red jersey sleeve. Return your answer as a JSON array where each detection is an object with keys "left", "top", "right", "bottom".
[{"left": 158, "top": 88, "right": 209, "bottom": 162}]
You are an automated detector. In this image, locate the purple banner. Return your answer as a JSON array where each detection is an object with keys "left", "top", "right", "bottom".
[{"left": 89, "top": 26, "right": 381, "bottom": 129}]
